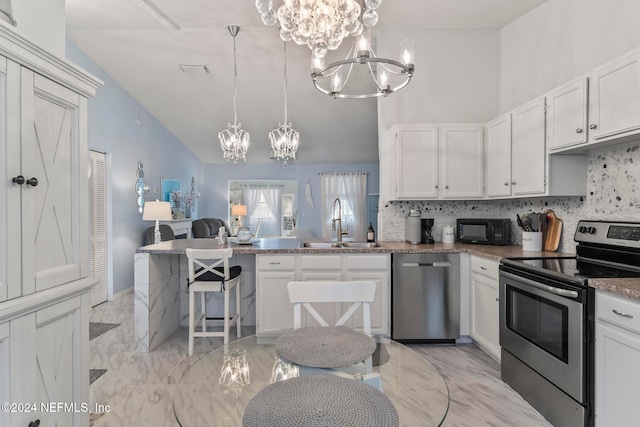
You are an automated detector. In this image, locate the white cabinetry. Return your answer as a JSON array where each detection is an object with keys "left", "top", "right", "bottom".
[
  {"left": 595, "top": 290, "right": 640, "bottom": 427},
  {"left": 512, "top": 97, "right": 547, "bottom": 196},
  {"left": 0, "top": 25, "right": 101, "bottom": 426},
  {"left": 469, "top": 256, "right": 500, "bottom": 362},
  {"left": 256, "top": 254, "right": 391, "bottom": 337},
  {"left": 589, "top": 51, "right": 640, "bottom": 142},
  {"left": 256, "top": 255, "right": 297, "bottom": 334},
  {"left": 485, "top": 114, "right": 512, "bottom": 198},
  {"left": 386, "top": 124, "right": 483, "bottom": 200},
  {"left": 546, "top": 77, "right": 589, "bottom": 152},
  {"left": 485, "top": 100, "right": 587, "bottom": 198},
  {"left": 391, "top": 124, "right": 439, "bottom": 200},
  {"left": 440, "top": 125, "right": 484, "bottom": 199}
]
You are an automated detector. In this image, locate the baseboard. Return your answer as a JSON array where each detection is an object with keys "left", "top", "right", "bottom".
[{"left": 112, "top": 286, "right": 134, "bottom": 301}]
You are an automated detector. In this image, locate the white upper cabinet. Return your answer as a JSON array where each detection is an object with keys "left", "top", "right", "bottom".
[
  {"left": 511, "top": 97, "right": 547, "bottom": 196},
  {"left": 485, "top": 114, "right": 512, "bottom": 198},
  {"left": 546, "top": 77, "right": 589, "bottom": 151},
  {"left": 440, "top": 125, "right": 484, "bottom": 199},
  {"left": 391, "top": 125, "right": 439, "bottom": 200},
  {"left": 589, "top": 51, "right": 640, "bottom": 141}
]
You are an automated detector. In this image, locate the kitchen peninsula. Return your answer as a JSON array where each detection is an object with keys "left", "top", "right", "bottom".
[{"left": 134, "top": 238, "right": 576, "bottom": 352}]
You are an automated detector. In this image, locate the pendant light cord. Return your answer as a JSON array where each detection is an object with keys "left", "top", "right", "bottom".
[
  {"left": 233, "top": 33, "right": 238, "bottom": 126},
  {"left": 283, "top": 41, "right": 288, "bottom": 125}
]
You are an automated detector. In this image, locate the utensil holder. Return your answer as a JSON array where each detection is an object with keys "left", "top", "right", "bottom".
[{"left": 522, "top": 231, "right": 542, "bottom": 252}]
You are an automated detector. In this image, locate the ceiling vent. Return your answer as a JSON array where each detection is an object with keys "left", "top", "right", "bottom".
[{"left": 180, "top": 65, "right": 210, "bottom": 74}]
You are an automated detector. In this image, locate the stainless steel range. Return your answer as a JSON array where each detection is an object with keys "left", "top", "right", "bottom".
[{"left": 499, "top": 220, "right": 640, "bottom": 427}]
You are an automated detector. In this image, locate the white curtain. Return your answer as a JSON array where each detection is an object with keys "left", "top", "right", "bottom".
[
  {"left": 320, "top": 173, "right": 367, "bottom": 241},
  {"left": 261, "top": 187, "right": 280, "bottom": 237},
  {"left": 243, "top": 188, "right": 262, "bottom": 231},
  {"left": 343, "top": 173, "right": 367, "bottom": 241}
]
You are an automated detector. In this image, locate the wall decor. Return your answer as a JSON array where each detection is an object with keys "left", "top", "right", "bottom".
[{"left": 135, "top": 161, "right": 147, "bottom": 213}]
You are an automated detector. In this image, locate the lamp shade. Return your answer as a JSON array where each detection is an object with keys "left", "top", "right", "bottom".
[
  {"left": 143, "top": 201, "right": 172, "bottom": 221},
  {"left": 231, "top": 204, "right": 247, "bottom": 216}
]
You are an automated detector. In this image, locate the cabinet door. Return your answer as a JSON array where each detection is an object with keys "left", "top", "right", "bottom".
[
  {"left": 546, "top": 77, "right": 588, "bottom": 151},
  {"left": 256, "top": 270, "right": 297, "bottom": 333},
  {"left": 299, "top": 272, "right": 343, "bottom": 328},
  {"left": 34, "top": 295, "right": 90, "bottom": 427},
  {"left": 596, "top": 322, "right": 640, "bottom": 427},
  {"left": 393, "top": 125, "right": 438, "bottom": 199},
  {"left": 21, "top": 70, "right": 88, "bottom": 294},
  {"left": 440, "top": 125, "right": 483, "bottom": 199},
  {"left": 485, "top": 114, "right": 512, "bottom": 198},
  {"left": 512, "top": 97, "right": 546, "bottom": 196},
  {"left": 345, "top": 272, "right": 389, "bottom": 336},
  {"left": 470, "top": 273, "right": 500, "bottom": 361},
  {"left": 589, "top": 52, "right": 640, "bottom": 140}
]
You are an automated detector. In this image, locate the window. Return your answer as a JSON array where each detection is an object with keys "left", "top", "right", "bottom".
[{"left": 320, "top": 173, "right": 367, "bottom": 241}]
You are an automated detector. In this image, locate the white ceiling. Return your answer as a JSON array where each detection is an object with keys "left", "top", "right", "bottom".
[{"left": 65, "top": 0, "right": 547, "bottom": 164}]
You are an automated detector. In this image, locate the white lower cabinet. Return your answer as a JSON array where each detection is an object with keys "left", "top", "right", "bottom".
[
  {"left": 0, "top": 288, "right": 91, "bottom": 427},
  {"left": 469, "top": 256, "right": 500, "bottom": 362},
  {"left": 256, "top": 254, "right": 390, "bottom": 337},
  {"left": 595, "top": 290, "right": 640, "bottom": 427}
]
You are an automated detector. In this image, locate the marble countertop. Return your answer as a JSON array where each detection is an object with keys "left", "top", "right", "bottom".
[{"left": 136, "top": 238, "right": 640, "bottom": 301}]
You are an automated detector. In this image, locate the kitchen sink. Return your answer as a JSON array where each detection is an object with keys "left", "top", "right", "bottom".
[
  {"left": 298, "top": 242, "right": 380, "bottom": 249},
  {"left": 340, "top": 242, "right": 380, "bottom": 248},
  {"left": 299, "top": 242, "right": 342, "bottom": 248}
]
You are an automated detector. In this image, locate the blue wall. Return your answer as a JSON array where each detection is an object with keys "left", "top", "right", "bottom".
[
  {"left": 200, "top": 162, "right": 380, "bottom": 238},
  {"left": 66, "top": 40, "right": 380, "bottom": 294},
  {"left": 66, "top": 40, "right": 204, "bottom": 296}
]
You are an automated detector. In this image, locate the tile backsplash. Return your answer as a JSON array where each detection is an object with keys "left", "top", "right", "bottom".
[{"left": 379, "top": 142, "right": 640, "bottom": 254}]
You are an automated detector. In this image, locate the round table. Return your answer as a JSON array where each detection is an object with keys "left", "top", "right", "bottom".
[{"left": 173, "top": 332, "right": 449, "bottom": 426}]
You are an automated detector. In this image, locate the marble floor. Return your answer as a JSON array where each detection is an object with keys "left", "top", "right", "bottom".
[{"left": 89, "top": 290, "right": 552, "bottom": 427}]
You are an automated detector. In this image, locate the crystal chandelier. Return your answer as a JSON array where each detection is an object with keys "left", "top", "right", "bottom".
[
  {"left": 255, "top": 0, "right": 375, "bottom": 58},
  {"left": 219, "top": 25, "right": 250, "bottom": 162},
  {"left": 269, "top": 41, "right": 300, "bottom": 167}
]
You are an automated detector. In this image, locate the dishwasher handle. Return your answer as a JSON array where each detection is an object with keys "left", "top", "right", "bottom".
[{"left": 402, "top": 262, "right": 452, "bottom": 268}]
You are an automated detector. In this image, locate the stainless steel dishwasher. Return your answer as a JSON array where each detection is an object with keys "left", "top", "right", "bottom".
[{"left": 392, "top": 253, "right": 460, "bottom": 343}]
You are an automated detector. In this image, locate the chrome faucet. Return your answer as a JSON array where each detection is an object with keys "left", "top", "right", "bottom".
[{"left": 332, "top": 198, "right": 349, "bottom": 242}]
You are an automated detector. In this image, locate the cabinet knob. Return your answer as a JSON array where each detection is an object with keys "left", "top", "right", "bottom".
[
  {"left": 576, "top": 128, "right": 583, "bottom": 134},
  {"left": 445, "top": 185, "right": 449, "bottom": 189},
  {"left": 26, "top": 177, "right": 38, "bottom": 187},
  {"left": 495, "top": 297, "right": 500, "bottom": 302},
  {"left": 434, "top": 184, "right": 438, "bottom": 189},
  {"left": 504, "top": 182, "right": 509, "bottom": 186},
  {"left": 511, "top": 181, "right": 516, "bottom": 185},
  {"left": 589, "top": 124, "right": 597, "bottom": 130},
  {"left": 29, "top": 420, "right": 40, "bottom": 427},
  {"left": 12, "top": 175, "right": 25, "bottom": 185}
]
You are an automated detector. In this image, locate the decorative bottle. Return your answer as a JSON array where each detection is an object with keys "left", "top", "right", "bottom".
[{"left": 367, "top": 223, "right": 375, "bottom": 242}]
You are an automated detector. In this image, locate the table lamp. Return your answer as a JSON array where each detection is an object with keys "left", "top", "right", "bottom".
[
  {"left": 231, "top": 204, "right": 251, "bottom": 243},
  {"left": 143, "top": 200, "right": 172, "bottom": 244}
]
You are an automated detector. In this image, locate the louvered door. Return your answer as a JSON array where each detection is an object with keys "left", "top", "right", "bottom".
[{"left": 89, "top": 150, "right": 108, "bottom": 306}]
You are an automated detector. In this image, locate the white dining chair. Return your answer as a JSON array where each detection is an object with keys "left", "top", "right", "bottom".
[
  {"left": 185, "top": 248, "right": 242, "bottom": 356},
  {"left": 287, "top": 280, "right": 377, "bottom": 373}
]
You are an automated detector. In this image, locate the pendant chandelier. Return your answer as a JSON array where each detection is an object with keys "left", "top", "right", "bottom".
[
  {"left": 218, "top": 25, "right": 250, "bottom": 163},
  {"left": 255, "top": 0, "right": 367, "bottom": 58},
  {"left": 255, "top": 0, "right": 414, "bottom": 99},
  {"left": 269, "top": 41, "right": 300, "bottom": 167}
]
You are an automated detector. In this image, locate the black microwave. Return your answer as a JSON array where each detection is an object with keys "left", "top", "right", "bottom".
[{"left": 456, "top": 218, "right": 512, "bottom": 245}]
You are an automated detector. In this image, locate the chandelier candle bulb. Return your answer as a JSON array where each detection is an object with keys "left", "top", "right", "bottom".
[{"left": 401, "top": 39, "right": 415, "bottom": 66}]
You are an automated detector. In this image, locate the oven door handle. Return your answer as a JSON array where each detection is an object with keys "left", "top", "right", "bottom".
[{"left": 501, "top": 271, "right": 579, "bottom": 298}]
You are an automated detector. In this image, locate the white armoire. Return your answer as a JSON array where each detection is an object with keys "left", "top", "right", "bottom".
[{"left": 0, "top": 24, "right": 101, "bottom": 427}]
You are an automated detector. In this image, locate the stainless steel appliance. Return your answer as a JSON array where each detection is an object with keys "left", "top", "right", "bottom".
[
  {"left": 456, "top": 218, "right": 511, "bottom": 245},
  {"left": 392, "top": 253, "right": 460, "bottom": 342},
  {"left": 500, "top": 220, "right": 640, "bottom": 427},
  {"left": 405, "top": 209, "right": 421, "bottom": 244}
]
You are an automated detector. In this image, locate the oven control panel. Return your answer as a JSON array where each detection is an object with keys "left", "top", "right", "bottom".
[{"left": 575, "top": 220, "right": 640, "bottom": 248}]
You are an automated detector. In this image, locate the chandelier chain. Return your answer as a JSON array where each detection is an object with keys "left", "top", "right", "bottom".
[
  {"left": 283, "top": 41, "right": 288, "bottom": 125},
  {"left": 232, "top": 32, "right": 238, "bottom": 126}
]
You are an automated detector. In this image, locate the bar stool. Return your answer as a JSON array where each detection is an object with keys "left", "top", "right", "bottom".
[{"left": 185, "top": 248, "right": 242, "bottom": 356}]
